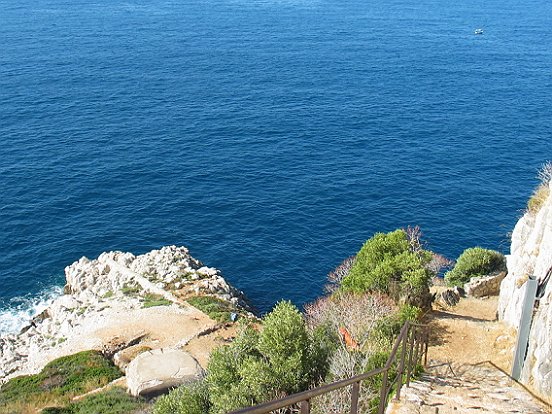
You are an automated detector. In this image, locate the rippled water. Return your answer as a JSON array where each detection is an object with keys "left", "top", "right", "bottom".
[{"left": 1, "top": 0, "right": 551, "bottom": 331}]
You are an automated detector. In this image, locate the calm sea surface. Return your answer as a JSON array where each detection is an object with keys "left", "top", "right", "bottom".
[{"left": 1, "top": 0, "right": 551, "bottom": 331}]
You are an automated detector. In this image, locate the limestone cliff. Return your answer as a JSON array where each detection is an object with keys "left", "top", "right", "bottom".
[{"left": 498, "top": 180, "right": 552, "bottom": 400}]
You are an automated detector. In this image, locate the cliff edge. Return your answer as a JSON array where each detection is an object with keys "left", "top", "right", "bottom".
[{"left": 498, "top": 180, "right": 552, "bottom": 400}]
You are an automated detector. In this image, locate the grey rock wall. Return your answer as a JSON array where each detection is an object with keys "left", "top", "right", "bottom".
[{"left": 498, "top": 181, "right": 552, "bottom": 401}]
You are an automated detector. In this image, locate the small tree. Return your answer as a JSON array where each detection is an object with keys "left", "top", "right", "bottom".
[
  {"left": 444, "top": 247, "right": 507, "bottom": 287},
  {"left": 341, "top": 229, "right": 434, "bottom": 309},
  {"left": 206, "top": 301, "right": 329, "bottom": 414}
]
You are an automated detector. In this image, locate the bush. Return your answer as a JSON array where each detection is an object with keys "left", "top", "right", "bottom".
[
  {"left": 142, "top": 293, "right": 172, "bottom": 308},
  {"left": 206, "top": 301, "right": 328, "bottom": 413},
  {"left": 153, "top": 381, "right": 210, "bottom": 414},
  {"left": 187, "top": 296, "right": 235, "bottom": 323},
  {"left": 43, "top": 388, "right": 146, "bottom": 414},
  {"left": 445, "top": 247, "right": 507, "bottom": 287},
  {"left": 341, "top": 229, "right": 433, "bottom": 308},
  {"left": 0, "top": 351, "right": 122, "bottom": 413}
]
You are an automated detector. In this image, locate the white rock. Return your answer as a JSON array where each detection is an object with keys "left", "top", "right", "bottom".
[
  {"left": 0, "top": 245, "right": 248, "bottom": 384},
  {"left": 126, "top": 348, "right": 204, "bottom": 397},
  {"left": 498, "top": 180, "right": 552, "bottom": 399}
]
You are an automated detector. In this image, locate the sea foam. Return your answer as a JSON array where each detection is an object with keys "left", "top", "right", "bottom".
[{"left": 0, "top": 287, "right": 62, "bottom": 335}]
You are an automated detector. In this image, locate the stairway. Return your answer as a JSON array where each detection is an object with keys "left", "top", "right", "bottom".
[{"left": 387, "top": 360, "right": 550, "bottom": 414}]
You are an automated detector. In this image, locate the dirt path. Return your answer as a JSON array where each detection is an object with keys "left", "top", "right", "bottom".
[{"left": 387, "top": 296, "right": 551, "bottom": 414}]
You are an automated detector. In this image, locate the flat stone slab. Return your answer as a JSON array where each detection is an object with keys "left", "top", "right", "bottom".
[{"left": 126, "top": 348, "right": 204, "bottom": 397}]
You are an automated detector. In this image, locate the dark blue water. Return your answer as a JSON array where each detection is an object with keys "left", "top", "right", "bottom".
[{"left": 1, "top": 0, "right": 551, "bottom": 330}]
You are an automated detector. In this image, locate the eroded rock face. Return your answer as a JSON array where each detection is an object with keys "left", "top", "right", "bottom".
[
  {"left": 498, "top": 181, "right": 552, "bottom": 400},
  {"left": 126, "top": 349, "right": 204, "bottom": 397}
]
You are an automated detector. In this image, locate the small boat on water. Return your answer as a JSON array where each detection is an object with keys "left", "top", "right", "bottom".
[{"left": 474, "top": 28, "right": 484, "bottom": 35}]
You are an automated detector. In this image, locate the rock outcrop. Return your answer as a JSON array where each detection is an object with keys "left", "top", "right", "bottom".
[
  {"left": 498, "top": 181, "right": 552, "bottom": 401},
  {"left": 126, "top": 348, "right": 204, "bottom": 397},
  {"left": 0, "top": 246, "right": 249, "bottom": 385}
]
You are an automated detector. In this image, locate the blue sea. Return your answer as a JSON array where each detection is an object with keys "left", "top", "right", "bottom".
[{"left": 1, "top": 0, "right": 551, "bottom": 333}]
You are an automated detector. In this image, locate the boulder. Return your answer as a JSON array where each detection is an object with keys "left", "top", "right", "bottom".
[
  {"left": 436, "top": 288, "right": 461, "bottom": 307},
  {"left": 126, "top": 349, "right": 204, "bottom": 397}
]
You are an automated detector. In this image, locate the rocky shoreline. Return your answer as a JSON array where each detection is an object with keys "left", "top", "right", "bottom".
[{"left": 0, "top": 246, "right": 250, "bottom": 384}]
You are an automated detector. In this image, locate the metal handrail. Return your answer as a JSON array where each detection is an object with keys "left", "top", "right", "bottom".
[{"left": 229, "top": 320, "right": 429, "bottom": 414}]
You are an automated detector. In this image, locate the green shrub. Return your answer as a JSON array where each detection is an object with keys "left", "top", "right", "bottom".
[
  {"left": 142, "top": 293, "right": 172, "bottom": 308},
  {"left": 398, "top": 304, "right": 422, "bottom": 324},
  {"left": 341, "top": 229, "right": 433, "bottom": 308},
  {"left": 445, "top": 247, "right": 506, "bottom": 287},
  {"left": 187, "top": 296, "right": 235, "bottom": 323},
  {"left": 153, "top": 381, "right": 210, "bottom": 414},
  {"left": 0, "top": 351, "right": 122, "bottom": 412},
  {"left": 206, "top": 301, "right": 328, "bottom": 413},
  {"left": 371, "top": 304, "right": 421, "bottom": 345},
  {"left": 121, "top": 283, "right": 141, "bottom": 295},
  {"left": 43, "top": 388, "right": 146, "bottom": 414}
]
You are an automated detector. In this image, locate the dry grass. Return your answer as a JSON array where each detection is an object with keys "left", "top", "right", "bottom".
[
  {"left": 527, "top": 183, "right": 550, "bottom": 215},
  {"left": 527, "top": 161, "right": 552, "bottom": 215}
]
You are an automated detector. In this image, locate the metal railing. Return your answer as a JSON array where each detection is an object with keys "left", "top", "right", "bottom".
[{"left": 229, "top": 321, "right": 429, "bottom": 414}]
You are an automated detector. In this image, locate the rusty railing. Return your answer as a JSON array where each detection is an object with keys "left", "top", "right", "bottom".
[{"left": 229, "top": 320, "right": 429, "bottom": 414}]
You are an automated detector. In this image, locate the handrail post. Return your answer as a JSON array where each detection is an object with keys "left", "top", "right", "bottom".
[
  {"left": 377, "top": 369, "right": 389, "bottom": 414},
  {"left": 423, "top": 328, "right": 429, "bottom": 366},
  {"left": 350, "top": 381, "right": 360, "bottom": 414},
  {"left": 405, "top": 326, "right": 415, "bottom": 387},
  {"left": 394, "top": 321, "right": 409, "bottom": 400},
  {"left": 300, "top": 399, "right": 311, "bottom": 414},
  {"left": 413, "top": 328, "right": 421, "bottom": 367}
]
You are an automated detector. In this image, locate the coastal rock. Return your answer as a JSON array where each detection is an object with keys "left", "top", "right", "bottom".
[
  {"left": 498, "top": 180, "right": 552, "bottom": 401},
  {"left": 0, "top": 246, "right": 248, "bottom": 384},
  {"left": 126, "top": 348, "right": 204, "bottom": 397},
  {"left": 464, "top": 271, "right": 507, "bottom": 298}
]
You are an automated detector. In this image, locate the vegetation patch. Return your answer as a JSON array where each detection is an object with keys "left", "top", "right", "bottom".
[
  {"left": 141, "top": 293, "right": 172, "bottom": 308},
  {"left": 527, "top": 183, "right": 550, "bottom": 215},
  {"left": 340, "top": 228, "right": 436, "bottom": 309},
  {"left": 0, "top": 351, "right": 122, "bottom": 413},
  {"left": 527, "top": 161, "right": 552, "bottom": 215},
  {"left": 445, "top": 247, "right": 506, "bottom": 287},
  {"left": 41, "top": 387, "right": 146, "bottom": 414},
  {"left": 102, "top": 290, "right": 114, "bottom": 299},
  {"left": 186, "top": 296, "right": 235, "bottom": 323},
  {"left": 154, "top": 301, "right": 329, "bottom": 414},
  {"left": 121, "top": 283, "right": 141, "bottom": 296},
  {"left": 153, "top": 381, "right": 210, "bottom": 414}
]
